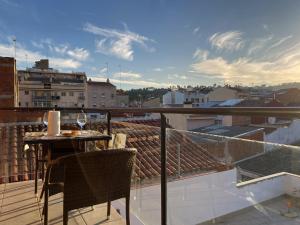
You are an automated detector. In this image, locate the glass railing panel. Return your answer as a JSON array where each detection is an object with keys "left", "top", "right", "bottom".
[
  {"left": 165, "top": 127, "right": 300, "bottom": 225},
  {"left": 110, "top": 121, "right": 162, "bottom": 225}
]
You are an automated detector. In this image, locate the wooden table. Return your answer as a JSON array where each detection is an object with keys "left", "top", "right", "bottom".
[{"left": 23, "top": 130, "right": 111, "bottom": 194}]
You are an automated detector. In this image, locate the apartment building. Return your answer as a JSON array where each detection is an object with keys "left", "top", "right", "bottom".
[
  {"left": 86, "top": 78, "right": 116, "bottom": 108},
  {"left": 0, "top": 57, "right": 19, "bottom": 107},
  {"left": 18, "top": 59, "right": 87, "bottom": 108}
]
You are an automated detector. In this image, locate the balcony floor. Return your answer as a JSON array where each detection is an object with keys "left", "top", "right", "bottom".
[
  {"left": 0, "top": 181, "right": 125, "bottom": 225},
  {"left": 201, "top": 195, "right": 300, "bottom": 225}
]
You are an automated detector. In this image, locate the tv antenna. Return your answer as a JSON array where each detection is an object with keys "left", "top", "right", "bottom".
[
  {"left": 12, "top": 36, "right": 16, "bottom": 59},
  {"left": 118, "top": 64, "right": 122, "bottom": 90},
  {"left": 105, "top": 62, "right": 109, "bottom": 79}
]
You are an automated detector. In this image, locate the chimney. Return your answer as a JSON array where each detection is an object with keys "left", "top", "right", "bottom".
[{"left": 34, "top": 59, "right": 49, "bottom": 70}]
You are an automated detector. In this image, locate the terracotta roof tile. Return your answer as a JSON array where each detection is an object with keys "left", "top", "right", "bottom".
[{"left": 0, "top": 121, "right": 227, "bottom": 184}]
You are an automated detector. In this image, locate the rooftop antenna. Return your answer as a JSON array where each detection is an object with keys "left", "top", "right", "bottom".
[
  {"left": 25, "top": 54, "right": 28, "bottom": 69},
  {"left": 118, "top": 64, "right": 122, "bottom": 90},
  {"left": 12, "top": 36, "right": 16, "bottom": 59},
  {"left": 105, "top": 62, "right": 109, "bottom": 79}
]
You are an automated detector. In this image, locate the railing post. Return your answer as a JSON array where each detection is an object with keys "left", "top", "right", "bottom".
[
  {"left": 107, "top": 111, "right": 111, "bottom": 135},
  {"left": 160, "top": 113, "right": 167, "bottom": 225}
]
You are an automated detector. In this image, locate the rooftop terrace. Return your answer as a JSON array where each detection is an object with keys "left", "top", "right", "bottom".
[{"left": 1, "top": 107, "right": 300, "bottom": 225}]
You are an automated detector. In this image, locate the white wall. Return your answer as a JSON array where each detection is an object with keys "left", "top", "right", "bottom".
[
  {"left": 126, "top": 169, "right": 300, "bottom": 225},
  {"left": 163, "top": 91, "right": 185, "bottom": 105},
  {"left": 222, "top": 115, "right": 233, "bottom": 126},
  {"left": 265, "top": 119, "right": 300, "bottom": 144}
]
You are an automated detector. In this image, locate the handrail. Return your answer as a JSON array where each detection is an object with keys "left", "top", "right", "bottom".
[
  {"left": 2, "top": 105, "right": 300, "bottom": 225},
  {"left": 1, "top": 106, "right": 300, "bottom": 117}
]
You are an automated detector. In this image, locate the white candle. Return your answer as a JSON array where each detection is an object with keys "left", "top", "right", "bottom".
[{"left": 47, "top": 111, "right": 60, "bottom": 136}]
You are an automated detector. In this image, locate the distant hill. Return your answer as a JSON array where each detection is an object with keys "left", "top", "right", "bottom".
[
  {"left": 125, "top": 87, "right": 169, "bottom": 103},
  {"left": 269, "top": 83, "right": 300, "bottom": 91}
]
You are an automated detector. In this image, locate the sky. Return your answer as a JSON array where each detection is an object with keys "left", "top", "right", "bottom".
[{"left": 1, "top": 0, "right": 300, "bottom": 89}]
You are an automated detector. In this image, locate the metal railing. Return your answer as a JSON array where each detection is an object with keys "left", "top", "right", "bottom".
[{"left": 1, "top": 106, "right": 300, "bottom": 225}]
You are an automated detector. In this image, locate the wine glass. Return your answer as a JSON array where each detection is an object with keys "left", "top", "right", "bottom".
[
  {"left": 43, "top": 112, "right": 48, "bottom": 130},
  {"left": 77, "top": 112, "right": 87, "bottom": 130}
]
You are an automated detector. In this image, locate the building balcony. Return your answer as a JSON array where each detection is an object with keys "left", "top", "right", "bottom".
[
  {"left": 51, "top": 95, "right": 60, "bottom": 100},
  {"left": 32, "top": 95, "right": 51, "bottom": 101},
  {"left": 1, "top": 107, "right": 300, "bottom": 225}
]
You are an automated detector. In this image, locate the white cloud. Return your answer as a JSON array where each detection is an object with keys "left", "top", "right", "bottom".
[
  {"left": 247, "top": 35, "right": 273, "bottom": 55},
  {"left": 153, "top": 67, "right": 162, "bottom": 72},
  {"left": 268, "top": 35, "right": 293, "bottom": 50},
  {"left": 54, "top": 45, "right": 68, "bottom": 54},
  {"left": 0, "top": 41, "right": 81, "bottom": 69},
  {"left": 83, "top": 22, "right": 155, "bottom": 61},
  {"left": 193, "top": 48, "right": 209, "bottom": 60},
  {"left": 167, "top": 74, "right": 188, "bottom": 80},
  {"left": 31, "top": 41, "right": 44, "bottom": 49},
  {"left": 262, "top": 24, "right": 269, "bottom": 31},
  {"left": 113, "top": 71, "right": 142, "bottom": 79},
  {"left": 209, "top": 31, "right": 244, "bottom": 51},
  {"left": 99, "top": 67, "right": 107, "bottom": 74},
  {"left": 191, "top": 39, "right": 300, "bottom": 85},
  {"left": 193, "top": 27, "right": 200, "bottom": 34},
  {"left": 31, "top": 39, "right": 89, "bottom": 61},
  {"left": 67, "top": 47, "right": 89, "bottom": 60}
]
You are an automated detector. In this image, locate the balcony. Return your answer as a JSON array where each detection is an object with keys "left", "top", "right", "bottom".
[
  {"left": 1, "top": 107, "right": 300, "bottom": 225},
  {"left": 32, "top": 95, "right": 52, "bottom": 101},
  {"left": 0, "top": 181, "right": 125, "bottom": 225}
]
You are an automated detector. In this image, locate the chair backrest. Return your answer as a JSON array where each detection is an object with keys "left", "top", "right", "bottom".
[
  {"left": 113, "top": 133, "right": 127, "bottom": 149},
  {"left": 60, "top": 148, "right": 137, "bottom": 212},
  {"left": 95, "top": 130, "right": 115, "bottom": 149}
]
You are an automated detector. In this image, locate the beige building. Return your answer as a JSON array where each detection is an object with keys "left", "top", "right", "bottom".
[
  {"left": 207, "top": 87, "right": 249, "bottom": 101},
  {"left": 18, "top": 59, "right": 87, "bottom": 108},
  {"left": 86, "top": 79, "right": 116, "bottom": 108}
]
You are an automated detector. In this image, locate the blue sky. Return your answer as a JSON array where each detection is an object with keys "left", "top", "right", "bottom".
[{"left": 0, "top": 0, "right": 300, "bottom": 89}]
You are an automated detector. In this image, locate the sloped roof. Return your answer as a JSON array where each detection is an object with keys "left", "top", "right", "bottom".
[
  {"left": 192, "top": 125, "right": 263, "bottom": 137},
  {"left": 0, "top": 121, "right": 227, "bottom": 184},
  {"left": 218, "top": 99, "right": 244, "bottom": 107},
  {"left": 106, "top": 121, "right": 227, "bottom": 180},
  {"left": 236, "top": 146, "right": 300, "bottom": 178}
]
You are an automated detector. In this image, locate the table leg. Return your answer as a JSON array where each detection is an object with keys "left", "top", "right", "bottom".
[
  {"left": 40, "top": 144, "right": 52, "bottom": 201},
  {"left": 34, "top": 145, "right": 38, "bottom": 194}
]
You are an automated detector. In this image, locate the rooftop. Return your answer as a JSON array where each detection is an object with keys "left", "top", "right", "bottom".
[
  {"left": 236, "top": 146, "right": 300, "bottom": 180},
  {"left": 192, "top": 124, "right": 263, "bottom": 138},
  {"left": 0, "top": 121, "right": 227, "bottom": 184},
  {"left": 87, "top": 78, "right": 116, "bottom": 87},
  {"left": 201, "top": 195, "right": 300, "bottom": 225}
]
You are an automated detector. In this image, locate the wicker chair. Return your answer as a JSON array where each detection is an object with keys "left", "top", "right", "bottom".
[{"left": 43, "top": 148, "right": 137, "bottom": 225}]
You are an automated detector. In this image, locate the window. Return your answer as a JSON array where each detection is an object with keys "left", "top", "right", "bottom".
[
  {"left": 25, "top": 102, "right": 29, "bottom": 107},
  {"left": 69, "top": 92, "right": 74, "bottom": 96},
  {"left": 101, "top": 93, "right": 105, "bottom": 98},
  {"left": 93, "top": 104, "right": 97, "bottom": 107},
  {"left": 24, "top": 90, "right": 29, "bottom": 95},
  {"left": 61, "top": 92, "right": 66, "bottom": 96},
  {"left": 111, "top": 94, "right": 114, "bottom": 99}
]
